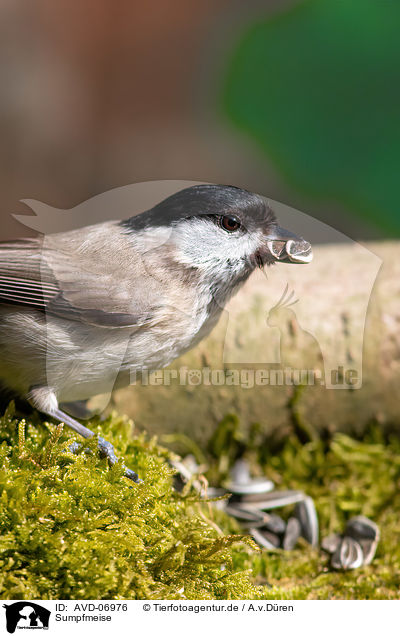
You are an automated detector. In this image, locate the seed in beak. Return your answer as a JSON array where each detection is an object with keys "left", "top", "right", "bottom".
[
  {"left": 267, "top": 240, "right": 287, "bottom": 260},
  {"left": 285, "top": 239, "right": 313, "bottom": 263},
  {"left": 267, "top": 238, "right": 313, "bottom": 264}
]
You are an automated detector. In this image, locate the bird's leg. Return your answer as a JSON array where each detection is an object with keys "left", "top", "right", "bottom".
[
  {"left": 52, "top": 408, "right": 141, "bottom": 483},
  {"left": 27, "top": 386, "right": 141, "bottom": 483},
  {"left": 59, "top": 399, "right": 93, "bottom": 420}
]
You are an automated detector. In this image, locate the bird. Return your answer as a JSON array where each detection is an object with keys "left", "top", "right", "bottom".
[{"left": 0, "top": 184, "right": 312, "bottom": 481}]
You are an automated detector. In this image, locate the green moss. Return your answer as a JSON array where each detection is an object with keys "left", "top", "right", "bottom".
[
  {"left": 1, "top": 404, "right": 399, "bottom": 599},
  {"left": 0, "top": 403, "right": 258, "bottom": 600}
]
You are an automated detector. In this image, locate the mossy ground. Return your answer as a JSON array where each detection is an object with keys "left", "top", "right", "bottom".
[{"left": 0, "top": 404, "right": 399, "bottom": 600}]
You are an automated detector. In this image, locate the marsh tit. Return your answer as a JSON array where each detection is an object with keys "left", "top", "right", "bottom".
[{"left": 0, "top": 185, "right": 312, "bottom": 481}]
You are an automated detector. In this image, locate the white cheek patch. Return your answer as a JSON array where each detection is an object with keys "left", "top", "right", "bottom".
[{"left": 172, "top": 218, "right": 262, "bottom": 275}]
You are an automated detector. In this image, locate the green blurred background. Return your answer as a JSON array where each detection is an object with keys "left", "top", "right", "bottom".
[
  {"left": 1, "top": 0, "right": 399, "bottom": 241},
  {"left": 223, "top": 0, "right": 400, "bottom": 237}
]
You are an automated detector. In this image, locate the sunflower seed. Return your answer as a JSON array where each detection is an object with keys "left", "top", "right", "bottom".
[
  {"left": 225, "top": 476, "right": 275, "bottom": 496},
  {"left": 224, "top": 459, "right": 275, "bottom": 495},
  {"left": 294, "top": 496, "right": 319, "bottom": 546},
  {"left": 225, "top": 504, "right": 267, "bottom": 523},
  {"left": 283, "top": 517, "right": 301, "bottom": 550},
  {"left": 344, "top": 516, "right": 380, "bottom": 565},
  {"left": 321, "top": 533, "right": 342, "bottom": 554},
  {"left": 331, "top": 537, "right": 364, "bottom": 570},
  {"left": 250, "top": 528, "right": 281, "bottom": 549},
  {"left": 237, "top": 510, "right": 287, "bottom": 532},
  {"left": 241, "top": 489, "right": 305, "bottom": 510},
  {"left": 230, "top": 459, "right": 251, "bottom": 484},
  {"left": 358, "top": 539, "right": 379, "bottom": 566},
  {"left": 263, "top": 513, "right": 286, "bottom": 535},
  {"left": 344, "top": 516, "right": 379, "bottom": 542}
]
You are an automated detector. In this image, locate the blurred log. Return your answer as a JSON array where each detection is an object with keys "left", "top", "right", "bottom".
[{"left": 108, "top": 241, "right": 400, "bottom": 445}]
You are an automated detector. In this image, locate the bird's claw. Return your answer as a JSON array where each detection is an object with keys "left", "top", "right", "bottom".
[
  {"left": 97, "top": 436, "right": 119, "bottom": 464},
  {"left": 68, "top": 441, "right": 82, "bottom": 454},
  {"left": 68, "top": 437, "right": 141, "bottom": 483},
  {"left": 98, "top": 436, "right": 142, "bottom": 483}
]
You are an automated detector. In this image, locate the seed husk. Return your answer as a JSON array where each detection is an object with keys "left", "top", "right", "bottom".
[
  {"left": 331, "top": 536, "right": 364, "bottom": 570},
  {"left": 321, "top": 533, "right": 342, "bottom": 554},
  {"left": 250, "top": 528, "right": 281, "bottom": 550},
  {"left": 294, "top": 496, "right": 319, "bottom": 547},
  {"left": 241, "top": 490, "right": 305, "bottom": 510},
  {"left": 225, "top": 504, "right": 267, "bottom": 523},
  {"left": 344, "top": 516, "right": 380, "bottom": 565},
  {"left": 283, "top": 517, "right": 301, "bottom": 550}
]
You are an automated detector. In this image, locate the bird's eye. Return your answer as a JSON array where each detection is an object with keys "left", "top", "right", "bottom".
[{"left": 219, "top": 215, "right": 241, "bottom": 232}]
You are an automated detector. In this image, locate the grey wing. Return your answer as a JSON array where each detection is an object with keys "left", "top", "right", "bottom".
[
  {"left": 0, "top": 236, "right": 161, "bottom": 328},
  {"left": 0, "top": 238, "right": 58, "bottom": 310}
]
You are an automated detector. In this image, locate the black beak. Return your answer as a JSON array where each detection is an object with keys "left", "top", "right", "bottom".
[{"left": 265, "top": 225, "right": 313, "bottom": 264}]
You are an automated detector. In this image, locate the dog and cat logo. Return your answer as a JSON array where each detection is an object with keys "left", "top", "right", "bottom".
[{"left": 2, "top": 603, "right": 50, "bottom": 633}]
